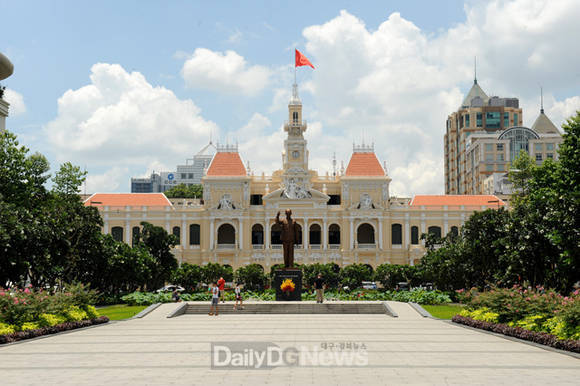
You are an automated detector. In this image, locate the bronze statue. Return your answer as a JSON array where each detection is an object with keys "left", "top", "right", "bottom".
[{"left": 275, "top": 209, "right": 300, "bottom": 268}]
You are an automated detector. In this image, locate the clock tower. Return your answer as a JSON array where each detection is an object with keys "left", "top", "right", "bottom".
[{"left": 281, "top": 83, "right": 311, "bottom": 198}]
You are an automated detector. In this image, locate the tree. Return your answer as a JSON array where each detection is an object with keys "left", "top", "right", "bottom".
[
  {"left": 375, "top": 264, "right": 421, "bottom": 290},
  {"left": 339, "top": 264, "right": 373, "bottom": 289},
  {"left": 302, "top": 263, "right": 340, "bottom": 289},
  {"left": 172, "top": 263, "right": 203, "bottom": 292},
  {"left": 52, "top": 162, "right": 86, "bottom": 196},
  {"left": 163, "top": 184, "right": 203, "bottom": 199},
  {"left": 234, "top": 264, "right": 267, "bottom": 290},
  {"left": 137, "top": 222, "right": 178, "bottom": 289},
  {"left": 203, "top": 263, "right": 233, "bottom": 284}
]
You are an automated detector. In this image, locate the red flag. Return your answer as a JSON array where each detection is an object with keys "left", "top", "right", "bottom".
[{"left": 295, "top": 49, "right": 315, "bottom": 69}]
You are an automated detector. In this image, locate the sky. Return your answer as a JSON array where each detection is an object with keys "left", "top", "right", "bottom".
[{"left": 2, "top": 0, "right": 580, "bottom": 196}]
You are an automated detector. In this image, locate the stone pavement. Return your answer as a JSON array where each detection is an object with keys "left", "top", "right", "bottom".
[{"left": 0, "top": 301, "right": 578, "bottom": 385}]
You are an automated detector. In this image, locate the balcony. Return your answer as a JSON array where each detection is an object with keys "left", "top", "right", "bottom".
[
  {"left": 329, "top": 244, "right": 341, "bottom": 250},
  {"left": 271, "top": 244, "right": 282, "bottom": 250},
  {"left": 284, "top": 119, "right": 307, "bottom": 127},
  {"left": 357, "top": 243, "right": 376, "bottom": 249},
  {"left": 217, "top": 244, "right": 236, "bottom": 250},
  {"left": 310, "top": 245, "right": 321, "bottom": 250},
  {"left": 252, "top": 244, "right": 264, "bottom": 250}
]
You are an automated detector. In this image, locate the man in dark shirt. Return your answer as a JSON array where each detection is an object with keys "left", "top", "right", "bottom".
[{"left": 314, "top": 273, "right": 324, "bottom": 303}]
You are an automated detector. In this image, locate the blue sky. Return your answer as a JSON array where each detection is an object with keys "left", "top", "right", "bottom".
[{"left": 2, "top": 0, "right": 580, "bottom": 194}]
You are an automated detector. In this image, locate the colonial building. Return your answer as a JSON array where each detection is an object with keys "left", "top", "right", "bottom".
[{"left": 86, "top": 83, "right": 505, "bottom": 269}]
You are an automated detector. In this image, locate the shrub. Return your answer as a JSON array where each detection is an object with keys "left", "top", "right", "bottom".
[
  {"left": 0, "top": 322, "right": 15, "bottom": 335},
  {"left": 38, "top": 313, "right": 65, "bottom": 327},
  {"left": 20, "top": 322, "right": 40, "bottom": 331},
  {"left": 83, "top": 305, "right": 99, "bottom": 319},
  {"left": 339, "top": 264, "right": 373, "bottom": 289},
  {"left": 64, "top": 306, "right": 88, "bottom": 322}
]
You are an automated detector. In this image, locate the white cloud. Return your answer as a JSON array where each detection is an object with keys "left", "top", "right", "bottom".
[
  {"left": 4, "top": 88, "right": 26, "bottom": 116},
  {"left": 285, "top": 3, "right": 580, "bottom": 195},
  {"left": 85, "top": 166, "right": 128, "bottom": 193},
  {"left": 45, "top": 63, "right": 218, "bottom": 190},
  {"left": 227, "top": 29, "right": 243, "bottom": 44},
  {"left": 181, "top": 48, "right": 272, "bottom": 96},
  {"left": 548, "top": 96, "right": 580, "bottom": 129}
]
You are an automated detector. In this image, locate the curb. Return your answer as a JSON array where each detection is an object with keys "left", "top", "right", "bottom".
[
  {"left": 167, "top": 303, "right": 188, "bottom": 318},
  {"left": 132, "top": 303, "right": 161, "bottom": 319},
  {"left": 409, "top": 302, "right": 432, "bottom": 318},
  {"left": 383, "top": 302, "right": 398, "bottom": 317}
]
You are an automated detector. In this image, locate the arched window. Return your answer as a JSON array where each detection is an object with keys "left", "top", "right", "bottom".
[
  {"left": 271, "top": 223, "right": 282, "bottom": 245},
  {"left": 309, "top": 224, "right": 321, "bottom": 245},
  {"left": 189, "top": 224, "right": 200, "bottom": 245},
  {"left": 132, "top": 226, "right": 140, "bottom": 246},
  {"left": 428, "top": 226, "right": 442, "bottom": 239},
  {"left": 292, "top": 111, "right": 298, "bottom": 122},
  {"left": 328, "top": 224, "right": 340, "bottom": 245},
  {"left": 112, "top": 226, "right": 124, "bottom": 242},
  {"left": 251, "top": 224, "right": 264, "bottom": 245},
  {"left": 391, "top": 223, "right": 402, "bottom": 245},
  {"left": 411, "top": 226, "right": 419, "bottom": 245},
  {"left": 217, "top": 224, "right": 236, "bottom": 245},
  {"left": 450, "top": 226, "right": 459, "bottom": 237},
  {"left": 357, "top": 223, "right": 375, "bottom": 244},
  {"left": 172, "top": 226, "right": 180, "bottom": 244}
]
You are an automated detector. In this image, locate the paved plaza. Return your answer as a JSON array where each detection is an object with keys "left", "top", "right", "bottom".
[{"left": 0, "top": 302, "right": 578, "bottom": 385}]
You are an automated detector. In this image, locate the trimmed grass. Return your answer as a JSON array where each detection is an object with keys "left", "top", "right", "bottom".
[
  {"left": 421, "top": 304, "right": 465, "bottom": 319},
  {"left": 97, "top": 305, "right": 147, "bottom": 321}
]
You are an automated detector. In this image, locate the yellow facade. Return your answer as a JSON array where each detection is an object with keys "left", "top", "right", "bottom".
[{"left": 95, "top": 84, "right": 501, "bottom": 269}]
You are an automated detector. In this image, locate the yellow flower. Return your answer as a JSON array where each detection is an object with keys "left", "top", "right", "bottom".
[{"left": 280, "top": 278, "right": 296, "bottom": 292}]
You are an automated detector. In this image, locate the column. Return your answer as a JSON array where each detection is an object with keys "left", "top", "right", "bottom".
[
  {"left": 421, "top": 213, "right": 426, "bottom": 246},
  {"left": 103, "top": 221, "right": 109, "bottom": 234},
  {"left": 181, "top": 219, "right": 187, "bottom": 248},
  {"left": 404, "top": 214, "right": 410, "bottom": 248},
  {"left": 265, "top": 219, "right": 270, "bottom": 249},
  {"left": 378, "top": 219, "right": 383, "bottom": 249},
  {"left": 323, "top": 219, "right": 328, "bottom": 250},
  {"left": 238, "top": 218, "right": 243, "bottom": 249},
  {"left": 125, "top": 220, "right": 131, "bottom": 244},
  {"left": 209, "top": 219, "right": 215, "bottom": 250},
  {"left": 444, "top": 212, "right": 449, "bottom": 235},
  {"left": 349, "top": 219, "right": 354, "bottom": 249},
  {"left": 303, "top": 218, "right": 308, "bottom": 249}
]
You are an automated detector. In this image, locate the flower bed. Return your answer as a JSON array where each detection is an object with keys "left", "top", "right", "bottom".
[
  {"left": 1, "top": 284, "right": 109, "bottom": 343},
  {"left": 452, "top": 315, "right": 580, "bottom": 353},
  {"left": 0, "top": 316, "right": 109, "bottom": 344}
]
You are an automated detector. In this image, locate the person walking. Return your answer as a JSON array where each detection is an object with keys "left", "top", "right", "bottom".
[
  {"left": 209, "top": 282, "right": 219, "bottom": 316},
  {"left": 217, "top": 276, "right": 226, "bottom": 303},
  {"left": 314, "top": 273, "right": 325, "bottom": 304},
  {"left": 234, "top": 283, "right": 244, "bottom": 310}
]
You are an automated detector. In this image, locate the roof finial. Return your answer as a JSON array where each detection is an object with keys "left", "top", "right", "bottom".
[
  {"left": 474, "top": 56, "right": 477, "bottom": 85},
  {"left": 540, "top": 86, "right": 544, "bottom": 114}
]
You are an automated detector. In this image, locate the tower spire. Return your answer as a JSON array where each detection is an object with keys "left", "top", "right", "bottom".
[
  {"left": 540, "top": 86, "right": 544, "bottom": 114},
  {"left": 474, "top": 56, "right": 477, "bottom": 84}
]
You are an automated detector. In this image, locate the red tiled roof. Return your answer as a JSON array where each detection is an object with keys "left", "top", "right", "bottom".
[
  {"left": 206, "top": 152, "right": 246, "bottom": 176},
  {"left": 83, "top": 193, "right": 172, "bottom": 207},
  {"left": 410, "top": 195, "right": 506, "bottom": 207},
  {"left": 345, "top": 152, "right": 385, "bottom": 176}
]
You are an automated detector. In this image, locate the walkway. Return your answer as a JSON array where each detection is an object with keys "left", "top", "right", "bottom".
[{"left": 0, "top": 302, "right": 578, "bottom": 385}]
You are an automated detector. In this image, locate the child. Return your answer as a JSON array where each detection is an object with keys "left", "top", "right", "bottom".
[
  {"left": 208, "top": 282, "right": 219, "bottom": 316},
  {"left": 233, "top": 283, "right": 244, "bottom": 310}
]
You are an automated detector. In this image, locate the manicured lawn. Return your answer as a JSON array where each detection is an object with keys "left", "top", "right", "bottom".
[
  {"left": 421, "top": 304, "right": 464, "bottom": 319},
  {"left": 97, "top": 305, "right": 148, "bottom": 320}
]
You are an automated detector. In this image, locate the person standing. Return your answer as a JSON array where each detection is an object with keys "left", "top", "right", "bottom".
[
  {"left": 209, "top": 282, "right": 219, "bottom": 316},
  {"left": 217, "top": 276, "right": 226, "bottom": 303},
  {"left": 314, "top": 273, "right": 325, "bottom": 303},
  {"left": 234, "top": 283, "right": 244, "bottom": 310},
  {"left": 275, "top": 209, "right": 300, "bottom": 268}
]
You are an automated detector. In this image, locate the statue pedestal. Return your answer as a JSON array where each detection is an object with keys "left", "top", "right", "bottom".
[{"left": 274, "top": 269, "right": 302, "bottom": 301}]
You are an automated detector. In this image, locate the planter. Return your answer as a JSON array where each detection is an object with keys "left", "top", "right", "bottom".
[{"left": 0, "top": 316, "right": 109, "bottom": 344}]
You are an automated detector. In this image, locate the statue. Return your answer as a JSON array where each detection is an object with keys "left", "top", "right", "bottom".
[{"left": 275, "top": 209, "right": 300, "bottom": 268}]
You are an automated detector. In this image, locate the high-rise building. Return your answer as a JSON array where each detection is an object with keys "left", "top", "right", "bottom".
[
  {"left": 444, "top": 76, "right": 561, "bottom": 195},
  {"left": 130, "top": 142, "right": 216, "bottom": 192}
]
